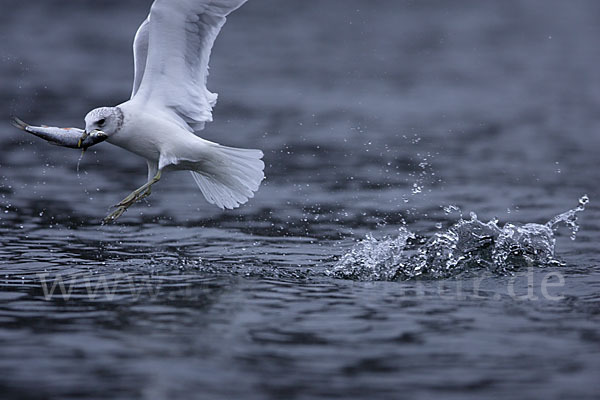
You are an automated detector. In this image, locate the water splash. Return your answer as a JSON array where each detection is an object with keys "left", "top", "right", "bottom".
[
  {"left": 76, "top": 149, "right": 85, "bottom": 175},
  {"left": 546, "top": 194, "right": 589, "bottom": 240},
  {"left": 327, "top": 196, "right": 589, "bottom": 281},
  {"left": 330, "top": 229, "right": 415, "bottom": 281}
]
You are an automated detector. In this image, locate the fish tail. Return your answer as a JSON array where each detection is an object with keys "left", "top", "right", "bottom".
[{"left": 10, "top": 116, "right": 29, "bottom": 131}]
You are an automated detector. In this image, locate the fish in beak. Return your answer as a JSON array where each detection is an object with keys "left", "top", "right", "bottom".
[{"left": 11, "top": 117, "right": 108, "bottom": 150}]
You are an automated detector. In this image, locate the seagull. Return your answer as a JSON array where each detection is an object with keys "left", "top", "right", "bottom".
[{"left": 69, "top": 0, "right": 264, "bottom": 223}]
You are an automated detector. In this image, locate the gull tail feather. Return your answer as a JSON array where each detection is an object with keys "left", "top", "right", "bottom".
[{"left": 191, "top": 144, "right": 264, "bottom": 210}]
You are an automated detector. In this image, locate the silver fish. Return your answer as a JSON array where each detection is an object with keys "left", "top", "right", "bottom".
[{"left": 10, "top": 116, "right": 108, "bottom": 149}]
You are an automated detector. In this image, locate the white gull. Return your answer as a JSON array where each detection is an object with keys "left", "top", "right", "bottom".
[{"left": 82, "top": 0, "right": 263, "bottom": 223}]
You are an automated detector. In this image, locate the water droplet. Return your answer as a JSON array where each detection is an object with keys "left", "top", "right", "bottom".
[{"left": 443, "top": 205, "right": 460, "bottom": 214}]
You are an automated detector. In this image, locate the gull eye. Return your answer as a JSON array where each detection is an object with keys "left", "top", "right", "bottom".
[{"left": 97, "top": 118, "right": 106, "bottom": 127}]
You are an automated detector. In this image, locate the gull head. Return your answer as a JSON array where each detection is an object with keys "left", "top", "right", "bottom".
[{"left": 84, "top": 107, "right": 123, "bottom": 136}]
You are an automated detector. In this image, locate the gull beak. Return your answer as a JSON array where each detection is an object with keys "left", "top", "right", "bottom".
[
  {"left": 92, "top": 129, "right": 108, "bottom": 139},
  {"left": 78, "top": 129, "right": 107, "bottom": 148},
  {"left": 95, "top": 130, "right": 109, "bottom": 144}
]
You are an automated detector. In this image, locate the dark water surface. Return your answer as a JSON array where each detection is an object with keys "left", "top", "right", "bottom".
[{"left": 1, "top": 1, "right": 600, "bottom": 399}]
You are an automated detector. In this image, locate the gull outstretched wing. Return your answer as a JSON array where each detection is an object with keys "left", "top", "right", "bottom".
[
  {"left": 131, "top": 17, "right": 150, "bottom": 99},
  {"left": 131, "top": 0, "right": 248, "bottom": 132}
]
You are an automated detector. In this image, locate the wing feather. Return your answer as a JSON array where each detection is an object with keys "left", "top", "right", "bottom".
[
  {"left": 131, "top": 0, "right": 248, "bottom": 132},
  {"left": 131, "top": 17, "right": 150, "bottom": 99}
]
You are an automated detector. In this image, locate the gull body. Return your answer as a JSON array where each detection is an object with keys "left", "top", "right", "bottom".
[{"left": 98, "top": 101, "right": 261, "bottom": 186}]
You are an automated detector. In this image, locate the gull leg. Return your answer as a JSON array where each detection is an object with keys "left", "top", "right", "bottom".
[
  {"left": 115, "top": 160, "right": 158, "bottom": 207},
  {"left": 103, "top": 170, "right": 162, "bottom": 224},
  {"left": 116, "top": 170, "right": 162, "bottom": 208},
  {"left": 115, "top": 182, "right": 151, "bottom": 208},
  {"left": 139, "top": 186, "right": 152, "bottom": 201}
]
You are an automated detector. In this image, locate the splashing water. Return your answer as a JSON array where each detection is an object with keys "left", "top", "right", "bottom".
[
  {"left": 546, "top": 194, "right": 589, "bottom": 240},
  {"left": 327, "top": 196, "right": 589, "bottom": 281},
  {"left": 76, "top": 150, "right": 85, "bottom": 175}
]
